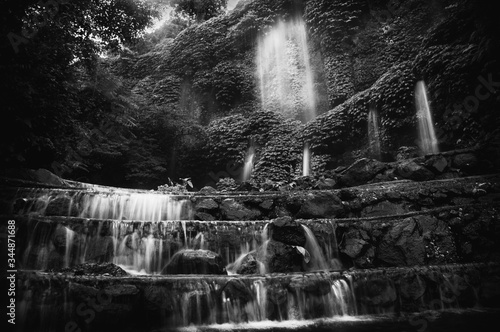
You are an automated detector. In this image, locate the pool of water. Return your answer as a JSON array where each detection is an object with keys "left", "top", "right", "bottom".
[{"left": 158, "top": 309, "right": 500, "bottom": 332}]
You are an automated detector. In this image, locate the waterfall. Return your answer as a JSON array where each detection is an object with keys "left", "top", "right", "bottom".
[
  {"left": 257, "top": 18, "right": 316, "bottom": 122},
  {"left": 17, "top": 189, "right": 192, "bottom": 221},
  {"left": 242, "top": 145, "right": 256, "bottom": 182},
  {"left": 64, "top": 227, "right": 75, "bottom": 268},
  {"left": 258, "top": 224, "right": 270, "bottom": 274},
  {"left": 301, "top": 225, "right": 330, "bottom": 271},
  {"left": 415, "top": 80, "right": 439, "bottom": 155},
  {"left": 79, "top": 192, "right": 190, "bottom": 221},
  {"left": 303, "top": 143, "right": 311, "bottom": 176},
  {"left": 368, "top": 106, "right": 382, "bottom": 160}
]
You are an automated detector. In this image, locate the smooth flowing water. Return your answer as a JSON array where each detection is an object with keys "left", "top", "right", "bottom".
[
  {"left": 303, "top": 144, "right": 311, "bottom": 176},
  {"left": 415, "top": 80, "right": 439, "bottom": 155},
  {"left": 242, "top": 145, "right": 256, "bottom": 181},
  {"left": 367, "top": 106, "right": 381, "bottom": 160},
  {"left": 257, "top": 18, "right": 316, "bottom": 122},
  {"left": 301, "top": 225, "right": 330, "bottom": 271}
]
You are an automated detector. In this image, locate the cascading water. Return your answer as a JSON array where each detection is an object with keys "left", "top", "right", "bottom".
[
  {"left": 415, "top": 80, "right": 439, "bottom": 155},
  {"left": 257, "top": 18, "right": 316, "bottom": 122},
  {"left": 368, "top": 106, "right": 382, "bottom": 160},
  {"left": 301, "top": 225, "right": 330, "bottom": 271},
  {"left": 303, "top": 143, "right": 311, "bottom": 176},
  {"left": 242, "top": 144, "right": 256, "bottom": 182},
  {"left": 17, "top": 188, "right": 192, "bottom": 221},
  {"left": 79, "top": 192, "right": 190, "bottom": 221},
  {"left": 64, "top": 226, "right": 75, "bottom": 268}
]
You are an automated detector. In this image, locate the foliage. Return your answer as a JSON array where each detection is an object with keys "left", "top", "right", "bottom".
[
  {"left": 2, "top": 0, "right": 499, "bottom": 190},
  {"left": 252, "top": 119, "right": 302, "bottom": 183},
  {"left": 202, "top": 111, "right": 309, "bottom": 184},
  {"left": 170, "top": 0, "right": 227, "bottom": 22},
  {"left": 157, "top": 177, "right": 193, "bottom": 193},
  {"left": 302, "top": 61, "right": 417, "bottom": 168},
  {"left": 305, "top": 0, "right": 366, "bottom": 50},
  {"left": 164, "top": 0, "right": 309, "bottom": 124},
  {"left": 0, "top": 0, "right": 156, "bottom": 175},
  {"left": 216, "top": 177, "right": 238, "bottom": 191}
]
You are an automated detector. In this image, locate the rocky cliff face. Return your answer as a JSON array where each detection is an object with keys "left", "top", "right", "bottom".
[{"left": 107, "top": 0, "right": 499, "bottom": 186}]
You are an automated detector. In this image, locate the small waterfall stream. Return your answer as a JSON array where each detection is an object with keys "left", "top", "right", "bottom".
[
  {"left": 303, "top": 143, "right": 311, "bottom": 176},
  {"left": 242, "top": 145, "right": 256, "bottom": 182},
  {"left": 415, "top": 80, "right": 439, "bottom": 155},
  {"left": 368, "top": 106, "right": 382, "bottom": 160}
]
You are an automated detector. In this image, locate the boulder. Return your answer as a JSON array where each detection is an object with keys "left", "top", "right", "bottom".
[
  {"left": 395, "top": 161, "right": 435, "bottom": 181},
  {"left": 220, "top": 279, "right": 254, "bottom": 303},
  {"left": 230, "top": 252, "right": 259, "bottom": 275},
  {"left": 52, "top": 262, "right": 128, "bottom": 276},
  {"left": 162, "top": 249, "right": 226, "bottom": 275},
  {"left": 257, "top": 240, "right": 304, "bottom": 273},
  {"left": 342, "top": 237, "right": 368, "bottom": 259},
  {"left": 425, "top": 155, "right": 449, "bottom": 173},
  {"left": 339, "top": 158, "right": 387, "bottom": 187},
  {"left": 195, "top": 212, "right": 216, "bottom": 221},
  {"left": 453, "top": 153, "right": 478, "bottom": 172},
  {"left": 315, "top": 178, "right": 337, "bottom": 190},
  {"left": 220, "top": 199, "right": 261, "bottom": 220},
  {"left": 259, "top": 199, "right": 274, "bottom": 210},
  {"left": 377, "top": 218, "right": 425, "bottom": 266},
  {"left": 396, "top": 146, "right": 420, "bottom": 161},
  {"left": 354, "top": 246, "right": 375, "bottom": 268},
  {"left": 296, "top": 192, "right": 344, "bottom": 219},
  {"left": 269, "top": 217, "right": 306, "bottom": 246},
  {"left": 195, "top": 198, "right": 218, "bottom": 210},
  {"left": 199, "top": 186, "right": 217, "bottom": 194}
]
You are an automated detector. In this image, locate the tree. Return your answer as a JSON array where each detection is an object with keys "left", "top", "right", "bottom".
[
  {"left": 171, "top": 0, "right": 227, "bottom": 22},
  {"left": 0, "top": 0, "right": 157, "bottom": 173}
]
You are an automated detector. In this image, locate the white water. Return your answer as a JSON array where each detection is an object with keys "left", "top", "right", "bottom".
[
  {"left": 79, "top": 192, "right": 191, "bottom": 221},
  {"left": 257, "top": 18, "right": 316, "bottom": 122},
  {"left": 301, "top": 225, "right": 330, "bottom": 271},
  {"left": 368, "top": 106, "right": 382, "bottom": 160},
  {"left": 415, "top": 81, "right": 439, "bottom": 155},
  {"left": 258, "top": 224, "right": 270, "bottom": 274},
  {"left": 242, "top": 145, "right": 256, "bottom": 182},
  {"left": 64, "top": 227, "right": 75, "bottom": 268},
  {"left": 303, "top": 144, "right": 311, "bottom": 176},
  {"left": 18, "top": 189, "right": 192, "bottom": 221}
]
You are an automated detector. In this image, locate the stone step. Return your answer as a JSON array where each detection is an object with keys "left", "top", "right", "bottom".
[
  {"left": 1, "top": 147, "right": 496, "bottom": 192},
  {"left": 164, "top": 309, "right": 500, "bottom": 332},
  {"left": 2, "top": 174, "right": 499, "bottom": 221},
  {"left": 5, "top": 202, "right": 499, "bottom": 273},
  {"left": 15, "top": 262, "right": 500, "bottom": 332}
]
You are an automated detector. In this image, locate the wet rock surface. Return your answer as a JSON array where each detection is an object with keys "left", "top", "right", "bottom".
[
  {"left": 50, "top": 262, "right": 128, "bottom": 276},
  {"left": 220, "top": 198, "right": 261, "bottom": 220},
  {"left": 269, "top": 217, "right": 306, "bottom": 246},
  {"left": 16, "top": 263, "right": 500, "bottom": 331},
  {"left": 162, "top": 249, "right": 226, "bottom": 275},
  {"left": 257, "top": 240, "right": 304, "bottom": 273},
  {"left": 339, "top": 158, "right": 387, "bottom": 187}
]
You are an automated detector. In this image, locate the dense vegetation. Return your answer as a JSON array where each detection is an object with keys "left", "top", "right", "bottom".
[{"left": 1, "top": 0, "right": 499, "bottom": 189}]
